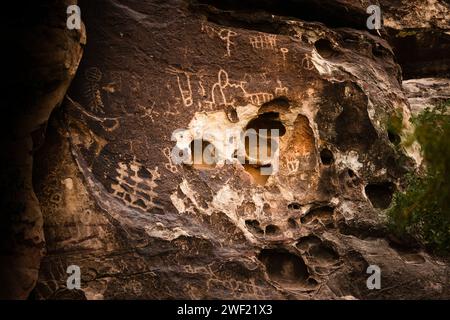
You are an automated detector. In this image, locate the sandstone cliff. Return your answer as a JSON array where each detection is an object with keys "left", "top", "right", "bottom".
[{"left": 2, "top": 0, "right": 449, "bottom": 299}]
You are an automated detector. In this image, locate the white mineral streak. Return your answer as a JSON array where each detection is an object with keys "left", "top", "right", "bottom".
[
  {"left": 338, "top": 200, "right": 356, "bottom": 220},
  {"left": 311, "top": 50, "right": 338, "bottom": 76},
  {"left": 336, "top": 150, "right": 364, "bottom": 173},
  {"left": 179, "top": 178, "right": 204, "bottom": 213},
  {"left": 252, "top": 193, "right": 266, "bottom": 215},
  {"left": 144, "top": 222, "right": 189, "bottom": 241},
  {"left": 177, "top": 179, "right": 256, "bottom": 242},
  {"left": 170, "top": 191, "right": 186, "bottom": 213},
  {"left": 211, "top": 185, "right": 257, "bottom": 243}
]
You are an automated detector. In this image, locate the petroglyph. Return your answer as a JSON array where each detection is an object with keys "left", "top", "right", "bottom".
[
  {"left": 85, "top": 67, "right": 102, "bottom": 82},
  {"left": 101, "top": 71, "right": 123, "bottom": 93},
  {"left": 109, "top": 71, "right": 123, "bottom": 92},
  {"left": 205, "top": 68, "right": 276, "bottom": 108},
  {"left": 138, "top": 102, "right": 160, "bottom": 123},
  {"left": 249, "top": 33, "right": 277, "bottom": 50},
  {"left": 247, "top": 93, "right": 274, "bottom": 105},
  {"left": 275, "top": 80, "right": 288, "bottom": 96},
  {"left": 84, "top": 67, "right": 105, "bottom": 114},
  {"left": 201, "top": 23, "right": 238, "bottom": 57},
  {"left": 168, "top": 66, "right": 288, "bottom": 110},
  {"left": 163, "top": 102, "right": 181, "bottom": 116},
  {"left": 280, "top": 48, "right": 289, "bottom": 60},
  {"left": 302, "top": 55, "right": 315, "bottom": 71},
  {"left": 111, "top": 158, "right": 161, "bottom": 212},
  {"left": 198, "top": 80, "right": 207, "bottom": 97},
  {"left": 286, "top": 157, "right": 300, "bottom": 174},
  {"left": 167, "top": 66, "right": 194, "bottom": 107},
  {"left": 163, "top": 147, "right": 179, "bottom": 173},
  {"left": 280, "top": 47, "right": 289, "bottom": 67}
]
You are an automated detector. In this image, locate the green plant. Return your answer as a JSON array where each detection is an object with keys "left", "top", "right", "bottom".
[{"left": 388, "top": 100, "right": 450, "bottom": 253}]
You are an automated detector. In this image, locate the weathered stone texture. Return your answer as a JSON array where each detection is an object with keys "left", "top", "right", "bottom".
[{"left": 27, "top": 0, "right": 450, "bottom": 299}]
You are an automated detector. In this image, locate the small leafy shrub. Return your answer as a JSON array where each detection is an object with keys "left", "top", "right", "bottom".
[{"left": 388, "top": 100, "right": 450, "bottom": 253}]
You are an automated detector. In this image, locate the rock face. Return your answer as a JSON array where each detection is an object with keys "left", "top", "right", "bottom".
[
  {"left": 0, "top": 1, "right": 85, "bottom": 299},
  {"left": 3, "top": 0, "right": 448, "bottom": 299},
  {"left": 381, "top": 0, "right": 450, "bottom": 79},
  {"left": 403, "top": 78, "right": 450, "bottom": 114}
]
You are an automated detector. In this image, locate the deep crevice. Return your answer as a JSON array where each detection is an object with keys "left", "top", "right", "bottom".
[
  {"left": 258, "top": 249, "right": 309, "bottom": 285},
  {"left": 288, "top": 217, "right": 298, "bottom": 229},
  {"left": 387, "top": 29, "right": 450, "bottom": 79},
  {"left": 387, "top": 129, "right": 401, "bottom": 145},
  {"left": 245, "top": 219, "right": 264, "bottom": 235},
  {"left": 320, "top": 148, "right": 334, "bottom": 165},
  {"left": 315, "top": 38, "right": 340, "bottom": 59},
  {"left": 191, "top": 0, "right": 369, "bottom": 32},
  {"left": 365, "top": 182, "right": 396, "bottom": 209}
]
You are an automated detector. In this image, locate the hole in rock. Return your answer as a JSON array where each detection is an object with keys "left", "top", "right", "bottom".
[
  {"left": 225, "top": 106, "right": 239, "bottom": 123},
  {"left": 308, "top": 242, "right": 339, "bottom": 265},
  {"left": 296, "top": 235, "right": 322, "bottom": 251},
  {"left": 265, "top": 224, "right": 281, "bottom": 235},
  {"left": 245, "top": 219, "right": 264, "bottom": 235},
  {"left": 243, "top": 164, "right": 272, "bottom": 185},
  {"left": 320, "top": 148, "right": 334, "bottom": 165},
  {"left": 190, "top": 139, "right": 217, "bottom": 170},
  {"left": 243, "top": 112, "right": 286, "bottom": 185},
  {"left": 347, "top": 169, "right": 355, "bottom": 178},
  {"left": 365, "top": 182, "right": 396, "bottom": 209},
  {"left": 258, "top": 97, "right": 290, "bottom": 114},
  {"left": 258, "top": 249, "right": 309, "bottom": 285},
  {"left": 347, "top": 250, "right": 369, "bottom": 274},
  {"left": 399, "top": 253, "right": 426, "bottom": 264},
  {"left": 314, "top": 39, "right": 339, "bottom": 59},
  {"left": 307, "top": 278, "right": 319, "bottom": 286},
  {"left": 244, "top": 131, "right": 280, "bottom": 165},
  {"left": 245, "top": 112, "right": 286, "bottom": 137},
  {"left": 388, "top": 129, "right": 401, "bottom": 145},
  {"left": 301, "top": 206, "right": 334, "bottom": 226},
  {"left": 296, "top": 235, "right": 339, "bottom": 265},
  {"left": 288, "top": 202, "right": 301, "bottom": 210}
]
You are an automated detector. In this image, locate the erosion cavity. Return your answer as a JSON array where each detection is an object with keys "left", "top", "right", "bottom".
[
  {"left": 315, "top": 39, "right": 340, "bottom": 59},
  {"left": 365, "top": 182, "right": 396, "bottom": 209},
  {"left": 320, "top": 148, "right": 334, "bottom": 165},
  {"left": 190, "top": 139, "right": 217, "bottom": 170},
  {"left": 245, "top": 219, "right": 264, "bottom": 235},
  {"left": 258, "top": 249, "right": 309, "bottom": 286},
  {"left": 265, "top": 224, "right": 281, "bottom": 236},
  {"left": 296, "top": 235, "right": 339, "bottom": 265},
  {"left": 243, "top": 111, "right": 286, "bottom": 185},
  {"left": 335, "top": 91, "right": 377, "bottom": 152},
  {"left": 288, "top": 202, "right": 301, "bottom": 210},
  {"left": 258, "top": 97, "right": 290, "bottom": 114},
  {"left": 301, "top": 206, "right": 334, "bottom": 226}
]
